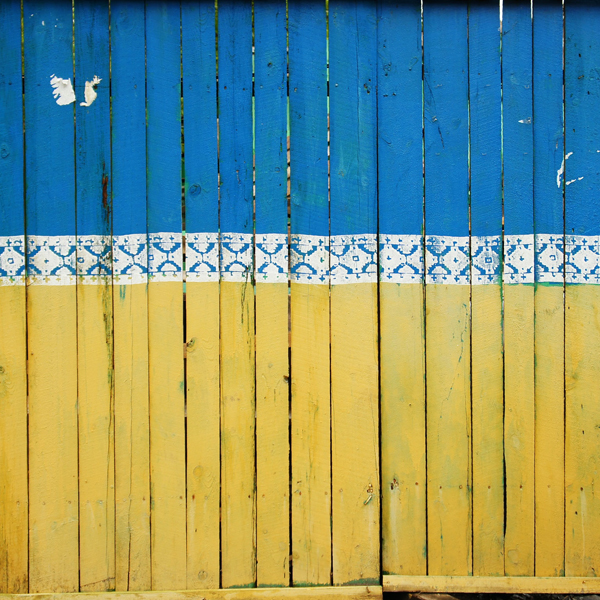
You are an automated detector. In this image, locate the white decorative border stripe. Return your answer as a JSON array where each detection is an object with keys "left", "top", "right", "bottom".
[
  {"left": 255, "top": 233, "right": 288, "bottom": 284},
  {"left": 291, "top": 234, "right": 329, "bottom": 284},
  {"left": 426, "top": 235, "right": 470, "bottom": 285},
  {"left": 221, "top": 232, "right": 252, "bottom": 282},
  {"left": 0, "top": 235, "right": 26, "bottom": 286},
  {"left": 472, "top": 236, "right": 501, "bottom": 285},
  {"left": 27, "top": 235, "right": 77, "bottom": 285},
  {"left": 536, "top": 233, "right": 564, "bottom": 283},
  {"left": 330, "top": 233, "right": 377, "bottom": 284},
  {"left": 112, "top": 233, "right": 148, "bottom": 285},
  {"left": 77, "top": 235, "right": 112, "bottom": 285},
  {"left": 379, "top": 234, "right": 423, "bottom": 284},
  {"left": 186, "top": 232, "right": 219, "bottom": 282},
  {"left": 504, "top": 234, "right": 534, "bottom": 284},
  {"left": 566, "top": 234, "right": 600, "bottom": 284},
  {"left": 148, "top": 232, "right": 183, "bottom": 282}
]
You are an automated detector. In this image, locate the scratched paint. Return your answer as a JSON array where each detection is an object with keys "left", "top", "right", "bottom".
[
  {"left": 50, "top": 74, "right": 75, "bottom": 105},
  {"left": 557, "top": 152, "right": 573, "bottom": 188}
]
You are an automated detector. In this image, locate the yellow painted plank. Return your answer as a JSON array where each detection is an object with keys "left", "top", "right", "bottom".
[
  {"left": 290, "top": 282, "right": 331, "bottom": 586},
  {"left": 148, "top": 281, "right": 186, "bottom": 590},
  {"left": 471, "top": 284, "right": 504, "bottom": 576},
  {"left": 256, "top": 282, "right": 289, "bottom": 587},
  {"left": 565, "top": 284, "right": 600, "bottom": 576},
  {"left": 425, "top": 284, "right": 471, "bottom": 576},
  {"left": 0, "top": 285, "right": 28, "bottom": 593},
  {"left": 331, "top": 283, "right": 379, "bottom": 585},
  {"left": 379, "top": 282, "right": 426, "bottom": 576},
  {"left": 186, "top": 281, "right": 220, "bottom": 590},
  {"left": 535, "top": 284, "right": 565, "bottom": 576},
  {"left": 28, "top": 285, "right": 79, "bottom": 593},
  {"left": 0, "top": 585, "right": 382, "bottom": 600},
  {"left": 77, "top": 283, "right": 115, "bottom": 591},
  {"left": 114, "top": 283, "right": 151, "bottom": 591},
  {"left": 220, "top": 280, "right": 256, "bottom": 588},
  {"left": 503, "top": 283, "right": 534, "bottom": 576},
  {"left": 384, "top": 575, "right": 600, "bottom": 594}
]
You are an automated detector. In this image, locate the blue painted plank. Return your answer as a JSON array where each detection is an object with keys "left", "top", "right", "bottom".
[
  {"left": 111, "top": 0, "right": 146, "bottom": 239},
  {"left": 329, "top": 1, "right": 377, "bottom": 238},
  {"left": 288, "top": 0, "right": 329, "bottom": 240},
  {"left": 377, "top": 0, "right": 423, "bottom": 237},
  {"left": 254, "top": 0, "right": 288, "bottom": 236},
  {"left": 24, "top": 0, "right": 75, "bottom": 238},
  {"left": 217, "top": 0, "right": 253, "bottom": 237},
  {"left": 0, "top": 1, "right": 24, "bottom": 241},
  {"left": 182, "top": 0, "right": 218, "bottom": 236}
]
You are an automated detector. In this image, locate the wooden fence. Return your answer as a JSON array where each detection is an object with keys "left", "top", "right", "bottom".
[{"left": 2, "top": 0, "right": 600, "bottom": 596}]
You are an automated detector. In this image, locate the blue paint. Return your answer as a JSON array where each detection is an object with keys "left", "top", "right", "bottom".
[
  {"left": 217, "top": 0, "right": 253, "bottom": 235},
  {"left": 182, "top": 0, "right": 218, "bottom": 235},
  {"left": 111, "top": 1, "right": 147, "bottom": 238},
  {"left": 75, "top": 0, "right": 110, "bottom": 238},
  {"left": 469, "top": 3, "right": 502, "bottom": 239},
  {"left": 24, "top": 0, "right": 75, "bottom": 238},
  {"left": 288, "top": 0, "right": 328, "bottom": 238},
  {"left": 502, "top": 0, "right": 533, "bottom": 238},
  {"left": 378, "top": 0, "right": 423, "bottom": 237},
  {"left": 565, "top": 0, "right": 600, "bottom": 237},
  {"left": 423, "top": 2, "right": 469, "bottom": 238},
  {"left": 254, "top": 0, "right": 288, "bottom": 235},
  {"left": 0, "top": 1, "right": 24, "bottom": 238},
  {"left": 329, "top": 0, "right": 378, "bottom": 237},
  {"left": 146, "top": 2, "right": 182, "bottom": 235}
]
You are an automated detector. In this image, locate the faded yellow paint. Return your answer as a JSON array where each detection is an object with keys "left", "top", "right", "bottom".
[
  {"left": 256, "top": 282, "right": 289, "bottom": 587},
  {"left": 186, "top": 281, "right": 220, "bottom": 590},
  {"left": 331, "top": 282, "right": 379, "bottom": 585},
  {"left": 290, "top": 282, "right": 331, "bottom": 586},
  {"left": 535, "top": 284, "right": 564, "bottom": 576},
  {"left": 471, "top": 284, "right": 504, "bottom": 576},
  {"left": 114, "top": 283, "right": 151, "bottom": 591},
  {"left": 77, "top": 282, "right": 115, "bottom": 591},
  {"left": 379, "top": 282, "right": 426, "bottom": 576},
  {"left": 504, "top": 283, "right": 534, "bottom": 576},
  {"left": 27, "top": 285, "right": 79, "bottom": 593},
  {"left": 426, "top": 284, "right": 471, "bottom": 576},
  {"left": 0, "top": 285, "right": 28, "bottom": 593},
  {"left": 565, "top": 284, "right": 600, "bottom": 576},
  {"left": 148, "top": 280, "right": 186, "bottom": 590},
  {"left": 384, "top": 575, "right": 600, "bottom": 594},
  {"left": 220, "top": 280, "right": 256, "bottom": 588}
]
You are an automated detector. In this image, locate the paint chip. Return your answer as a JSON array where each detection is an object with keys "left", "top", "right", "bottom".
[
  {"left": 50, "top": 74, "right": 75, "bottom": 106},
  {"left": 557, "top": 151, "right": 574, "bottom": 188},
  {"left": 80, "top": 75, "right": 102, "bottom": 107}
]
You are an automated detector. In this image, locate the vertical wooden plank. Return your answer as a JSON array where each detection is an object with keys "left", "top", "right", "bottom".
[
  {"left": 565, "top": 0, "right": 600, "bottom": 575},
  {"left": 377, "top": 0, "right": 426, "bottom": 577},
  {"left": 254, "top": 0, "right": 290, "bottom": 587},
  {"left": 533, "top": 0, "right": 565, "bottom": 577},
  {"left": 329, "top": 1, "right": 379, "bottom": 585},
  {"left": 24, "top": 0, "right": 79, "bottom": 591},
  {"left": 217, "top": 0, "right": 256, "bottom": 588},
  {"left": 502, "top": 0, "right": 535, "bottom": 576},
  {"left": 146, "top": 2, "right": 186, "bottom": 590},
  {"left": 423, "top": 1, "right": 471, "bottom": 576},
  {"left": 468, "top": 1, "right": 504, "bottom": 576},
  {"left": 111, "top": 0, "right": 151, "bottom": 590},
  {"left": 0, "top": 1, "right": 28, "bottom": 591},
  {"left": 182, "top": 0, "right": 220, "bottom": 590},
  {"left": 74, "top": 0, "right": 115, "bottom": 590},
  {"left": 288, "top": 0, "right": 331, "bottom": 585}
]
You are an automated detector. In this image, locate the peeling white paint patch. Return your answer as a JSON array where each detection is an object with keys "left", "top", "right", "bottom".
[
  {"left": 50, "top": 74, "right": 75, "bottom": 105},
  {"left": 80, "top": 76, "right": 102, "bottom": 107},
  {"left": 518, "top": 117, "right": 531, "bottom": 124},
  {"left": 566, "top": 176, "right": 584, "bottom": 185},
  {"left": 557, "top": 151, "right": 574, "bottom": 188}
]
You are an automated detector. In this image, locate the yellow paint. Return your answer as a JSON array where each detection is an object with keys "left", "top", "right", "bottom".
[
  {"left": 0, "top": 585, "right": 382, "bottom": 600},
  {"left": 220, "top": 280, "right": 256, "bottom": 588},
  {"left": 565, "top": 284, "right": 600, "bottom": 576},
  {"left": 503, "top": 283, "right": 534, "bottom": 576},
  {"left": 331, "top": 283, "right": 379, "bottom": 585},
  {"left": 186, "top": 281, "right": 220, "bottom": 590},
  {"left": 290, "top": 282, "right": 331, "bottom": 586},
  {"left": 77, "top": 282, "right": 115, "bottom": 591},
  {"left": 0, "top": 285, "right": 28, "bottom": 593},
  {"left": 535, "top": 284, "right": 564, "bottom": 576},
  {"left": 379, "top": 282, "right": 426, "bottom": 576},
  {"left": 426, "top": 284, "right": 471, "bottom": 576},
  {"left": 471, "top": 284, "right": 504, "bottom": 576},
  {"left": 384, "top": 575, "right": 600, "bottom": 594},
  {"left": 148, "top": 280, "right": 186, "bottom": 590},
  {"left": 256, "top": 282, "right": 289, "bottom": 587},
  {"left": 114, "top": 283, "right": 151, "bottom": 591},
  {"left": 27, "top": 285, "right": 79, "bottom": 593}
]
